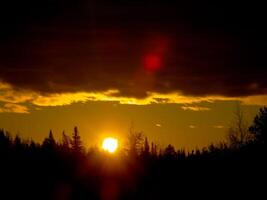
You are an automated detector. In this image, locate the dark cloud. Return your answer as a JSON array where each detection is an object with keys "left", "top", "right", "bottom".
[{"left": 1, "top": 0, "right": 267, "bottom": 98}]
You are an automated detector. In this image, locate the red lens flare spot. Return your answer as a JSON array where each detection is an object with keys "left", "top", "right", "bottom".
[{"left": 144, "top": 54, "right": 162, "bottom": 71}]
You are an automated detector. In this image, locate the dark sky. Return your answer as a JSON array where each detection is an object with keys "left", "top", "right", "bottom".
[{"left": 1, "top": 0, "right": 267, "bottom": 98}]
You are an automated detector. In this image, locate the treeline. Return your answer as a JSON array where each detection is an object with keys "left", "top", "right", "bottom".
[
  {"left": 1, "top": 106, "right": 267, "bottom": 167},
  {"left": 0, "top": 107, "right": 266, "bottom": 200},
  {"left": 1, "top": 127, "right": 82, "bottom": 154}
]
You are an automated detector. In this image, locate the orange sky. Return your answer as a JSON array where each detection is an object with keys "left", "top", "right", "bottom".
[{"left": 0, "top": 95, "right": 261, "bottom": 149}]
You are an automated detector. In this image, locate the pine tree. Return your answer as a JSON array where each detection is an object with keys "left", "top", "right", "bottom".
[
  {"left": 151, "top": 142, "right": 158, "bottom": 156},
  {"left": 164, "top": 144, "right": 176, "bottom": 159},
  {"left": 127, "top": 124, "right": 144, "bottom": 157},
  {"left": 71, "top": 126, "right": 83, "bottom": 153},
  {"left": 14, "top": 135, "right": 23, "bottom": 151},
  {"left": 143, "top": 137, "right": 150, "bottom": 156},
  {"left": 62, "top": 131, "right": 70, "bottom": 149},
  {"left": 42, "top": 130, "right": 56, "bottom": 149},
  {"left": 249, "top": 107, "right": 267, "bottom": 145}
]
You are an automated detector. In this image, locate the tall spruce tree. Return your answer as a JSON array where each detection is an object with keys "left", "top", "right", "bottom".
[{"left": 71, "top": 126, "right": 83, "bottom": 153}]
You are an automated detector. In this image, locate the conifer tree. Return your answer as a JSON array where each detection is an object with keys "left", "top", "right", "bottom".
[{"left": 71, "top": 126, "right": 83, "bottom": 153}]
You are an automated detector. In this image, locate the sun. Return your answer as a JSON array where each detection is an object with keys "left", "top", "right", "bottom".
[{"left": 102, "top": 137, "right": 118, "bottom": 153}]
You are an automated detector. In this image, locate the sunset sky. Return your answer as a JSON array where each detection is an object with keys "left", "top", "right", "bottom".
[{"left": 0, "top": 1, "right": 266, "bottom": 149}]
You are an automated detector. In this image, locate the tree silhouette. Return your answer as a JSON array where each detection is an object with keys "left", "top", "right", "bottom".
[
  {"left": 227, "top": 105, "right": 253, "bottom": 148},
  {"left": 127, "top": 125, "right": 144, "bottom": 157},
  {"left": 164, "top": 144, "right": 176, "bottom": 159},
  {"left": 0, "top": 129, "right": 12, "bottom": 154},
  {"left": 151, "top": 142, "right": 158, "bottom": 156},
  {"left": 71, "top": 126, "right": 83, "bottom": 153},
  {"left": 62, "top": 131, "right": 70, "bottom": 149},
  {"left": 141, "top": 137, "right": 150, "bottom": 158},
  {"left": 13, "top": 135, "right": 24, "bottom": 152},
  {"left": 144, "top": 137, "right": 150, "bottom": 154},
  {"left": 42, "top": 130, "right": 56, "bottom": 150},
  {"left": 249, "top": 107, "right": 267, "bottom": 145}
]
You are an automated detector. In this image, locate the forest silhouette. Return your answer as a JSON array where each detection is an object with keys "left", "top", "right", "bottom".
[{"left": 0, "top": 107, "right": 266, "bottom": 200}]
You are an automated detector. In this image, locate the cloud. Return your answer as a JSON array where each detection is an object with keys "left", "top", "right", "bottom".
[
  {"left": 0, "top": 1, "right": 266, "bottom": 99},
  {"left": 0, "top": 103, "right": 29, "bottom": 114},
  {"left": 1, "top": 81, "right": 267, "bottom": 113},
  {"left": 0, "top": 83, "right": 237, "bottom": 106},
  {"left": 181, "top": 106, "right": 211, "bottom": 111},
  {"left": 0, "top": 82, "right": 10, "bottom": 90},
  {"left": 213, "top": 125, "right": 224, "bottom": 129},
  {"left": 32, "top": 93, "right": 92, "bottom": 106},
  {"left": 189, "top": 125, "right": 196, "bottom": 129}
]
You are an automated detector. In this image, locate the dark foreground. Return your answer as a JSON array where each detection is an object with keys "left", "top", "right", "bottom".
[{"left": 0, "top": 130, "right": 266, "bottom": 200}]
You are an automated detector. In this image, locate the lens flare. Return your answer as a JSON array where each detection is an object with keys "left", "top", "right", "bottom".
[{"left": 144, "top": 54, "right": 162, "bottom": 71}]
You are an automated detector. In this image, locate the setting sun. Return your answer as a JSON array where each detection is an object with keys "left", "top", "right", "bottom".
[{"left": 102, "top": 137, "right": 118, "bottom": 153}]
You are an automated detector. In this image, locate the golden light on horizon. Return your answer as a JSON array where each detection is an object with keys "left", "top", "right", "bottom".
[{"left": 102, "top": 137, "right": 118, "bottom": 153}]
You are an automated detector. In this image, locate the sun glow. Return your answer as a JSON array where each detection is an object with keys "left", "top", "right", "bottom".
[{"left": 102, "top": 137, "right": 118, "bottom": 153}]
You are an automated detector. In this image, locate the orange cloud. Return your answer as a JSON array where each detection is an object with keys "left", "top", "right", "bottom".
[
  {"left": 0, "top": 103, "right": 29, "bottom": 114},
  {"left": 189, "top": 125, "right": 196, "bottom": 129},
  {"left": 32, "top": 92, "right": 91, "bottom": 106},
  {"left": 0, "top": 81, "right": 267, "bottom": 113},
  {"left": 213, "top": 125, "right": 224, "bottom": 129},
  {"left": 181, "top": 105, "right": 211, "bottom": 111}
]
